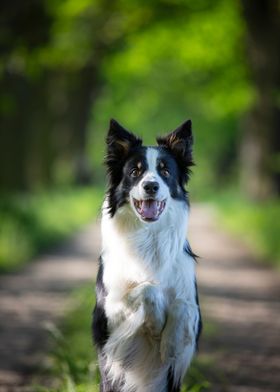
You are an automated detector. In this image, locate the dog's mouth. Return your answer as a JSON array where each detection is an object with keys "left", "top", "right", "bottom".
[{"left": 133, "top": 198, "right": 166, "bottom": 222}]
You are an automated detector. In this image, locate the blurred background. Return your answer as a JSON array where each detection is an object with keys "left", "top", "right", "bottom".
[
  {"left": 0, "top": 0, "right": 279, "bottom": 271},
  {"left": 0, "top": 0, "right": 280, "bottom": 390}
]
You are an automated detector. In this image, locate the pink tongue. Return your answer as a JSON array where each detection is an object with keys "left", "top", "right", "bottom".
[{"left": 140, "top": 200, "right": 158, "bottom": 219}]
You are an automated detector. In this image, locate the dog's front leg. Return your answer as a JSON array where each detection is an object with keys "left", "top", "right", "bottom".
[
  {"left": 126, "top": 282, "right": 167, "bottom": 337},
  {"left": 160, "top": 299, "right": 196, "bottom": 362}
]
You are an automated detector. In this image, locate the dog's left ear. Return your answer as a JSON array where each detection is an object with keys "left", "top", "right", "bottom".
[{"left": 157, "top": 119, "right": 193, "bottom": 166}]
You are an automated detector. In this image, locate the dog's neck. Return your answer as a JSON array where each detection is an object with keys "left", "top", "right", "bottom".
[{"left": 101, "top": 199, "right": 189, "bottom": 272}]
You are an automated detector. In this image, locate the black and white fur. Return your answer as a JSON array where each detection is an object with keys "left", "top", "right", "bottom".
[{"left": 93, "top": 119, "right": 202, "bottom": 392}]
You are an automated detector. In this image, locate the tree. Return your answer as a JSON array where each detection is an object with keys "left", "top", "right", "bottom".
[
  {"left": 240, "top": 0, "right": 280, "bottom": 200},
  {"left": 0, "top": 0, "right": 52, "bottom": 190},
  {"left": 1, "top": 0, "right": 196, "bottom": 190}
]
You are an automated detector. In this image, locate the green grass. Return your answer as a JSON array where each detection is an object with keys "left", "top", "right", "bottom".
[
  {"left": 34, "top": 285, "right": 210, "bottom": 392},
  {"left": 213, "top": 193, "right": 280, "bottom": 266},
  {"left": 0, "top": 187, "right": 103, "bottom": 272}
]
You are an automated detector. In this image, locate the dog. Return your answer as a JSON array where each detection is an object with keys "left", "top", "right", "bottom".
[{"left": 92, "top": 119, "right": 202, "bottom": 392}]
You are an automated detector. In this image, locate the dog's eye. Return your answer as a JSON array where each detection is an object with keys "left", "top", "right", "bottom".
[
  {"left": 162, "top": 168, "right": 170, "bottom": 177},
  {"left": 130, "top": 168, "right": 141, "bottom": 177}
]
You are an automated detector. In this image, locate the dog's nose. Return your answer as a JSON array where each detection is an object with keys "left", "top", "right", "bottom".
[{"left": 142, "top": 181, "right": 159, "bottom": 195}]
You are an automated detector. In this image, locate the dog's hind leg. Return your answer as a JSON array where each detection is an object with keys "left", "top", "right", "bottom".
[{"left": 98, "top": 352, "right": 124, "bottom": 392}]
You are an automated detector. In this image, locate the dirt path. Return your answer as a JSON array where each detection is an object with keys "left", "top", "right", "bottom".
[
  {"left": 0, "top": 205, "right": 279, "bottom": 392},
  {"left": 0, "top": 223, "right": 100, "bottom": 391},
  {"left": 189, "top": 204, "right": 280, "bottom": 392}
]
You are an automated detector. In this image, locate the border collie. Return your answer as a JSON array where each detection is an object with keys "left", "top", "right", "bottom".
[{"left": 93, "top": 119, "right": 202, "bottom": 392}]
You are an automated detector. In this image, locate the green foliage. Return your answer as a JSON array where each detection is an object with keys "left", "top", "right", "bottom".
[
  {"left": 2, "top": 0, "right": 278, "bottom": 264},
  {"left": 0, "top": 188, "right": 103, "bottom": 272},
  {"left": 1, "top": 0, "right": 278, "bottom": 202},
  {"left": 89, "top": 0, "right": 254, "bottom": 196},
  {"left": 35, "top": 286, "right": 99, "bottom": 391},
  {"left": 215, "top": 194, "right": 280, "bottom": 266},
  {"left": 34, "top": 285, "right": 210, "bottom": 392}
]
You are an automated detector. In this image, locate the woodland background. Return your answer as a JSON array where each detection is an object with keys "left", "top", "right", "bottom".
[
  {"left": 0, "top": 0, "right": 279, "bottom": 271},
  {"left": 0, "top": 1, "right": 280, "bottom": 391}
]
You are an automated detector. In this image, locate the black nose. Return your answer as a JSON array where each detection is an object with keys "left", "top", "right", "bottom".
[{"left": 142, "top": 181, "right": 159, "bottom": 195}]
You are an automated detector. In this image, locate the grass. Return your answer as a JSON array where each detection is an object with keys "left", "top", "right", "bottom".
[
  {"left": 0, "top": 187, "right": 103, "bottom": 272},
  {"left": 33, "top": 285, "right": 211, "bottom": 392},
  {"left": 213, "top": 193, "right": 280, "bottom": 266}
]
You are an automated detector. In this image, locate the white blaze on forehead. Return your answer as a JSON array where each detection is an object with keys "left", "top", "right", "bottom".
[
  {"left": 129, "top": 146, "right": 170, "bottom": 206},
  {"left": 141, "top": 147, "right": 170, "bottom": 200},
  {"left": 145, "top": 148, "right": 160, "bottom": 180}
]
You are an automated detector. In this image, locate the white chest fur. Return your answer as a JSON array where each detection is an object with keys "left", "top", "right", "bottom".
[{"left": 100, "top": 200, "right": 199, "bottom": 392}]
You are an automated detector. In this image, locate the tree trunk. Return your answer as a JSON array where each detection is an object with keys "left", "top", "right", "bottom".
[
  {"left": 67, "top": 65, "right": 101, "bottom": 185},
  {"left": 240, "top": 0, "right": 280, "bottom": 200}
]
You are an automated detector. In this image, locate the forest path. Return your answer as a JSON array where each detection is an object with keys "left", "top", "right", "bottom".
[
  {"left": 0, "top": 222, "right": 100, "bottom": 391},
  {"left": 190, "top": 205, "right": 280, "bottom": 392},
  {"left": 0, "top": 205, "right": 279, "bottom": 391}
]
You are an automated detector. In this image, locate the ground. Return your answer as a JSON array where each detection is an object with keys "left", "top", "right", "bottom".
[
  {"left": 189, "top": 205, "right": 280, "bottom": 392},
  {"left": 0, "top": 223, "right": 100, "bottom": 391},
  {"left": 0, "top": 205, "right": 279, "bottom": 391}
]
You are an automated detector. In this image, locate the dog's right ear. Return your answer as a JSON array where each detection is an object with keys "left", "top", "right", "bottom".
[
  {"left": 105, "top": 119, "right": 142, "bottom": 173},
  {"left": 107, "top": 119, "right": 142, "bottom": 157}
]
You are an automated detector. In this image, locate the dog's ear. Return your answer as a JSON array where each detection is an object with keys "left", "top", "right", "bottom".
[
  {"left": 105, "top": 119, "right": 142, "bottom": 186},
  {"left": 157, "top": 120, "right": 194, "bottom": 182},
  {"left": 157, "top": 119, "right": 193, "bottom": 166},
  {"left": 106, "top": 119, "right": 142, "bottom": 159}
]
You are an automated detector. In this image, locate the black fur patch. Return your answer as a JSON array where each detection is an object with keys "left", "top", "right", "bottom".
[
  {"left": 157, "top": 119, "right": 194, "bottom": 184},
  {"left": 167, "top": 367, "right": 181, "bottom": 392},
  {"left": 106, "top": 147, "right": 149, "bottom": 217},
  {"left": 156, "top": 148, "right": 188, "bottom": 202},
  {"left": 93, "top": 257, "right": 125, "bottom": 391},
  {"left": 92, "top": 257, "right": 109, "bottom": 349},
  {"left": 105, "top": 119, "right": 143, "bottom": 217},
  {"left": 194, "top": 279, "right": 203, "bottom": 349},
  {"left": 184, "top": 241, "right": 198, "bottom": 261}
]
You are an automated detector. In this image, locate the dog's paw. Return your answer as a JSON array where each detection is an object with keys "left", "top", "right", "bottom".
[
  {"left": 125, "top": 282, "right": 154, "bottom": 312},
  {"left": 126, "top": 282, "right": 166, "bottom": 335},
  {"left": 144, "top": 295, "right": 166, "bottom": 337},
  {"left": 125, "top": 286, "right": 142, "bottom": 312}
]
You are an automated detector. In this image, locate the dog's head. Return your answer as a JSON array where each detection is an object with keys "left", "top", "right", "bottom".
[{"left": 105, "top": 119, "right": 194, "bottom": 223}]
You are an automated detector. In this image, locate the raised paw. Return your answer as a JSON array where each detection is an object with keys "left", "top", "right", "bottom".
[
  {"left": 144, "top": 293, "right": 166, "bottom": 337},
  {"left": 125, "top": 282, "right": 166, "bottom": 336},
  {"left": 125, "top": 282, "right": 147, "bottom": 312}
]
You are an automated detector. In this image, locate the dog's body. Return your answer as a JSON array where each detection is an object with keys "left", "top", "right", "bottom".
[{"left": 93, "top": 119, "right": 202, "bottom": 392}]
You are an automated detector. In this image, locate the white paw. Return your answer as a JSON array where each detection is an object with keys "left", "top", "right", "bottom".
[
  {"left": 144, "top": 295, "right": 166, "bottom": 337},
  {"left": 126, "top": 282, "right": 166, "bottom": 336},
  {"left": 126, "top": 283, "right": 147, "bottom": 311}
]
